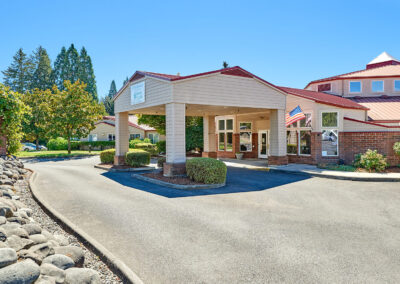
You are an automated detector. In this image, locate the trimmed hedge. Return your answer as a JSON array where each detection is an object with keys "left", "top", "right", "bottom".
[
  {"left": 186, "top": 158, "right": 227, "bottom": 184},
  {"left": 126, "top": 149, "right": 151, "bottom": 167},
  {"left": 48, "top": 138, "right": 114, "bottom": 151},
  {"left": 100, "top": 149, "right": 115, "bottom": 164},
  {"left": 135, "top": 143, "right": 158, "bottom": 156},
  {"left": 129, "top": 139, "right": 143, "bottom": 148},
  {"left": 47, "top": 137, "right": 69, "bottom": 150},
  {"left": 156, "top": 140, "right": 166, "bottom": 154},
  {"left": 157, "top": 157, "right": 166, "bottom": 168}
]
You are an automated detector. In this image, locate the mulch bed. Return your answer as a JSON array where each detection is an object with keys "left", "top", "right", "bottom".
[
  {"left": 98, "top": 163, "right": 146, "bottom": 170},
  {"left": 142, "top": 171, "right": 203, "bottom": 185}
]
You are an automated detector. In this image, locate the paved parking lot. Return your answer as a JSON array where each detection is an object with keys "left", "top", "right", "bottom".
[{"left": 27, "top": 156, "right": 400, "bottom": 283}]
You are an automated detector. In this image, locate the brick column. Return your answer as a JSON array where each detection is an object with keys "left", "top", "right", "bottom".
[
  {"left": 202, "top": 115, "right": 217, "bottom": 158},
  {"left": 164, "top": 103, "right": 186, "bottom": 176},
  {"left": 269, "top": 109, "right": 288, "bottom": 165},
  {"left": 114, "top": 112, "right": 129, "bottom": 165}
]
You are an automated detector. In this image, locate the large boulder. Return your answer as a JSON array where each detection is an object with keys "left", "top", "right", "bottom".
[
  {"left": 40, "top": 263, "right": 66, "bottom": 283},
  {"left": 23, "top": 223, "right": 42, "bottom": 235},
  {"left": 54, "top": 246, "right": 84, "bottom": 267},
  {"left": 0, "top": 248, "right": 17, "bottom": 268},
  {"left": 29, "top": 234, "right": 48, "bottom": 245},
  {"left": 0, "top": 259, "right": 40, "bottom": 283},
  {"left": 6, "top": 235, "right": 34, "bottom": 251},
  {"left": 43, "top": 254, "right": 75, "bottom": 270},
  {"left": 64, "top": 268, "right": 101, "bottom": 284}
]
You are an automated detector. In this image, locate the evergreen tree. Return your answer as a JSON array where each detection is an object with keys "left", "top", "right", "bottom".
[
  {"left": 52, "top": 46, "right": 68, "bottom": 90},
  {"left": 30, "top": 46, "right": 53, "bottom": 90},
  {"left": 102, "top": 80, "right": 116, "bottom": 115},
  {"left": 123, "top": 76, "right": 129, "bottom": 85},
  {"left": 79, "top": 47, "right": 97, "bottom": 100},
  {"left": 223, "top": 61, "right": 229, "bottom": 68},
  {"left": 66, "top": 44, "right": 80, "bottom": 83},
  {"left": 2, "top": 48, "right": 34, "bottom": 93}
]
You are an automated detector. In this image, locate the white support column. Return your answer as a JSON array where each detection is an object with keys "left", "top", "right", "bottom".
[
  {"left": 269, "top": 109, "right": 288, "bottom": 165},
  {"left": 114, "top": 112, "right": 129, "bottom": 165},
  {"left": 166, "top": 103, "right": 186, "bottom": 164},
  {"left": 202, "top": 115, "right": 216, "bottom": 157}
]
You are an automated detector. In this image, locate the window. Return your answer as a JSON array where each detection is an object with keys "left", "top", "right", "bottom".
[
  {"left": 130, "top": 134, "right": 141, "bottom": 140},
  {"left": 148, "top": 133, "right": 159, "bottom": 144},
  {"left": 321, "top": 112, "right": 339, "bottom": 156},
  {"left": 372, "top": 80, "right": 384, "bottom": 93},
  {"left": 299, "top": 130, "right": 311, "bottom": 155},
  {"left": 108, "top": 134, "right": 115, "bottom": 141},
  {"left": 285, "top": 112, "right": 312, "bottom": 155},
  {"left": 239, "top": 122, "right": 252, "bottom": 152},
  {"left": 349, "top": 81, "right": 361, "bottom": 93},
  {"left": 217, "top": 119, "right": 233, "bottom": 151},
  {"left": 318, "top": 83, "right": 331, "bottom": 93},
  {"left": 88, "top": 134, "right": 97, "bottom": 142},
  {"left": 286, "top": 130, "right": 297, "bottom": 154},
  {"left": 394, "top": 80, "right": 400, "bottom": 92},
  {"left": 322, "top": 112, "right": 338, "bottom": 128}
]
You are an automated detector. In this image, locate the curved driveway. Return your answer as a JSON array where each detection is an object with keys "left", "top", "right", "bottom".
[{"left": 27, "top": 157, "right": 400, "bottom": 283}]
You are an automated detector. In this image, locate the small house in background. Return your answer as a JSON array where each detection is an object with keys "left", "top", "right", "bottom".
[{"left": 80, "top": 115, "right": 164, "bottom": 143}]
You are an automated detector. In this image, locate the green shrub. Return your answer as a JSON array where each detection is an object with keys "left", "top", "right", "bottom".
[
  {"left": 143, "top": 138, "right": 151, "bottom": 143},
  {"left": 47, "top": 137, "right": 68, "bottom": 150},
  {"left": 100, "top": 149, "right": 115, "bottom": 164},
  {"left": 157, "top": 157, "right": 166, "bottom": 168},
  {"left": 186, "top": 158, "right": 227, "bottom": 184},
  {"left": 129, "top": 139, "right": 143, "bottom": 148},
  {"left": 156, "top": 140, "right": 166, "bottom": 154},
  {"left": 135, "top": 143, "right": 158, "bottom": 156},
  {"left": 354, "top": 149, "right": 387, "bottom": 172},
  {"left": 394, "top": 142, "right": 400, "bottom": 156},
  {"left": 125, "top": 149, "right": 151, "bottom": 167},
  {"left": 79, "top": 141, "right": 114, "bottom": 150}
]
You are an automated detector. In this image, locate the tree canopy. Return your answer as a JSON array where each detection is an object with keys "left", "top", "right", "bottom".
[
  {"left": 2, "top": 48, "right": 34, "bottom": 94},
  {"left": 102, "top": 80, "right": 117, "bottom": 115},
  {"left": 30, "top": 46, "right": 53, "bottom": 91}
]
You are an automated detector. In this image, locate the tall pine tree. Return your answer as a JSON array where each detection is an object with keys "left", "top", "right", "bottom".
[
  {"left": 79, "top": 47, "right": 97, "bottom": 100},
  {"left": 66, "top": 44, "right": 80, "bottom": 83},
  {"left": 52, "top": 46, "right": 68, "bottom": 90},
  {"left": 30, "top": 46, "right": 53, "bottom": 90},
  {"left": 2, "top": 48, "right": 34, "bottom": 93},
  {"left": 102, "top": 80, "right": 117, "bottom": 115}
]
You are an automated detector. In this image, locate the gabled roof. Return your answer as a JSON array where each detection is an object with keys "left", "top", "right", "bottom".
[
  {"left": 349, "top": 96, "right": 400, "bottom": 121},
  {"left": 102, "top": 115, "right": 156, "bottom": 131},
  {"left": 279, "top": 87, "right": 368, "bottom": 110},
  {"left": 368, "top": 51, "right": 399, "bottom": 65}
]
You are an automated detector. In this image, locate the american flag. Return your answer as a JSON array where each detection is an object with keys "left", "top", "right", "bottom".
[{"left": 286, "top": 106, "right": 306, "bottom": 127}]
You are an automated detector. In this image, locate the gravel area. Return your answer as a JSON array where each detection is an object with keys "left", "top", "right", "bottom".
[{"left": 15, "top": 173, "right": 123, "bottom": 284}]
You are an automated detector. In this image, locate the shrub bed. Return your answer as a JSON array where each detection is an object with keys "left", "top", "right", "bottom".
[
  {"left": 156, "top": 140, "right": 166, "bottom": 154},
  {"left": 157, "top": 157, "right": 166, "bottom": 168},
  {"left": 125, "top": 149, "right": 151, "bottom": 167},
  {"left": 354, "top": 149, "right": 388, "bottom": 172},
  {"left": 135, "top": 143, "right": 158, "bottom": 156},
  {"left": 186, "top": 158, "right": 227, "bottom": 184},
  {"left": 47, "top": 137, "right": 69, "bottom": 150},
  {"left": 100, "top": 149, "right": 115, "bottom": 164}
]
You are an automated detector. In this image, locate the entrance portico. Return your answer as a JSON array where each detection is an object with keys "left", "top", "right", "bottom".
[{"left": 113, "top": 67, "right": 289, "bottom": 175}]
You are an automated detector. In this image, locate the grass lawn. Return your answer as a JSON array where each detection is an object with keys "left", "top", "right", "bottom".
[{"left": 15, "top": 150, "right": 102, "bottom": 158}]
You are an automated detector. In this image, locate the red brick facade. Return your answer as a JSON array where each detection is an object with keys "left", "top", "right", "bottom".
[{"left": 216, "top": 133, "right": 259, "bottom": 159}]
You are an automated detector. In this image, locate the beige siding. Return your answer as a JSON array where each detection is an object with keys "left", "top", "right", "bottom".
[
  {"left": 114, "top": 77, "right": 173, "bottom": 113},
  {"left": 307, "top": 80, "right": 342, "bottom": 96},
  {"left": 81, "top": 123, "right": 145, "bottom": 141},
  {"left": 343, "top": 119, "right": 400, "bottom": 132},
  {"left": 166, "top": 103, "right": 186, "bottom": 163},
  {"left": 269, "top": 109, "right": 286, "bottom": 156},
  {"left": 173, "top": 74, "right": 286, "bottom": 109},
  {"left": 115, "top": 112, "right": 129, "bottom": 156}
]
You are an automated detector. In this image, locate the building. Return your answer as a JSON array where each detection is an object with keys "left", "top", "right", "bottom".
[
  {"left": 112, "top": 61, "right": 400, "bottom": 176},
  {"left": 81, "top": 115, "right": 163, "bottom": 144}
]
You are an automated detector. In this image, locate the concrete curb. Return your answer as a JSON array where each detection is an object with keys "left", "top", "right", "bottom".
[
  {"left": 28, "top": 170, "right": 143, "bottom": 284},
  {"left": 94, "top": 164, "right": 156, "bottom": 172},
  {"left": 132, "top": 173, "right": 226, "bottom": 190},
  {"left": 267, "top": 168, "right": 400, "bottom": 182},
  {"left": 19, "top": 155, "right": 99, "bottom": 160}
]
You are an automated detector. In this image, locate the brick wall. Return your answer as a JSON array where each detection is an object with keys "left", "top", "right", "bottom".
[
  {"left": 340, "top": 132, "right": 400, "bottom": 166},
  {"left": 216, "top": 133, "right": 258, "bottom": 159}
]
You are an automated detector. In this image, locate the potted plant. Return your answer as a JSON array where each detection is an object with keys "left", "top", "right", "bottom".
[{"left": 235, "top": 152, "right": 244, "bottom": 160}]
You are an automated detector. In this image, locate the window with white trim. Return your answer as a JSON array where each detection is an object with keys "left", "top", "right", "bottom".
[
  {"left": 239, "top": 122, "right": 252, "bottom": 152},
  {"left": 286, "top": 113, "right": 312, "bottom": 155},
  {"left": 321, "top": 112, "right": 338, "bottom": 156},
  {"left": 372, "top": 80, "right": 384, "bottom": 93},
  {"left": 394, "top": 80, "right": 400, "bottom": 92},
  {"left": 349, "top": 81, "right": 361, "bottom": 93},
  {"left": 217, "top": 119, "right": 233, "bottom": 151},
  {"left": 108, "top": 134, "right": 115, "bottom": 141},
  {"left": 129, "top": 134, "right": 141, "bottom": 140}
]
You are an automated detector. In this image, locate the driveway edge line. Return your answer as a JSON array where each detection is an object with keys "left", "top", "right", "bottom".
[
  {"left": 28, "top": 170, "right": 143, "bottom": 284},
  {"left": 268, "top": 168, "right": 400, "bottom": 182}
]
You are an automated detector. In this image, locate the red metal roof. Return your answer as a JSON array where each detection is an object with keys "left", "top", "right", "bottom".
[
  {"left": 349, "top": 96, "right": 400, "bottom": 121},
  {"left": 279, "top": 87, "right": 368, "bottom": 110}
]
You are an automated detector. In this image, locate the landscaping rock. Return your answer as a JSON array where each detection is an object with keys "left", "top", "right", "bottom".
[
  {"left": 6, "top": 227, "right": 29, "bottom": 238},
  {"left": 23, "top": 223, "right": 42, "bottom": 235},
  {"left": 0, "top": 248, "right": 17, "bottom": 268},
  {"left": 65, "top": 268, "right": 101, "bottom": 284},
  {"left": 0, "top": 205, "right": 13, "bottom": 218},
  {"left": 0, "top": 259, "right": 40, "bottom": 283},
  {"left": 40, "top": 263, "right": 66, "bottom": 283},
  {"left": 28, "top": 242, "right": 55, "bottom": 260},
  {"left": 53, "top": 233, "right": 69, "bottom": 246},
  {"left": 35, "top": 275, "right": 57, "bottom": 284},
  {"left": 0, "top": 227, "right": 7, "bottom": 241},
  {"left": 54, "top": 246, "right": 84, "bottom": 267},
  {"left": 0, "top": 216, "right": 7, "bottom": 225},
  {"left": 29, "top": 234, "right": 48, "bottom": 245},
  {"left": 6, "top": 235, "right": 34, "bottom": 251},
  {"left": 43, "top": 254, "right": 75, "bottom": 270}
]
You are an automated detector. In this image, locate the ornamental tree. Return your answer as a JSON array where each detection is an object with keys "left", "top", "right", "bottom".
[
  {"left": 48, "top": 80, "right": 105, "bottom": 153},
  {"left": 22, "top": 88, "right": 52, "bottom": 150},
  {"left": 0, "top": 83, "right": 29, "bottom": 154}
]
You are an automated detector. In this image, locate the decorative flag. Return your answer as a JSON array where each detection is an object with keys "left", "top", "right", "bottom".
[{"left": 286, "top": 106, "right": 306, "bottom": 127}]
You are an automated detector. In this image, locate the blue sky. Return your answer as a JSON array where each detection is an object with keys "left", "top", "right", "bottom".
[{"left": 1, "top": 0, "right": 399, "bottom": 99}]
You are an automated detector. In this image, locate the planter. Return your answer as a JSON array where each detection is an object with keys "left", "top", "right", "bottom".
[{"left": 235, "top": 153, "right": 244, "bottom": 160}]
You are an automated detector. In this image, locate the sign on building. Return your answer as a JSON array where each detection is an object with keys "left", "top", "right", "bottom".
[{"left": 131, "top": 81, "right": 145, "bottom": 105}]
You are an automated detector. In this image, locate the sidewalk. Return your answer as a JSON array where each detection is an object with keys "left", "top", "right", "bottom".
[{"left": 220, "top": 159, "right": 400, "bottom": 182}]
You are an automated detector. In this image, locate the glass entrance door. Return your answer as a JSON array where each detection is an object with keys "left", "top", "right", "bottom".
[{"left": 258, "top": 130, "right": 269, "bottom": 158}]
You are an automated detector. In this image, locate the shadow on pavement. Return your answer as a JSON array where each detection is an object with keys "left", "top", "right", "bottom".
[{"left": 101, "top": 167, "right": 311, "bottom": 198}]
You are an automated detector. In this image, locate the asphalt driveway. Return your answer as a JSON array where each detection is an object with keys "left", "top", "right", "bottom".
[{"left": 26, "top": 157, "right": 400, "bottom": 283}]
